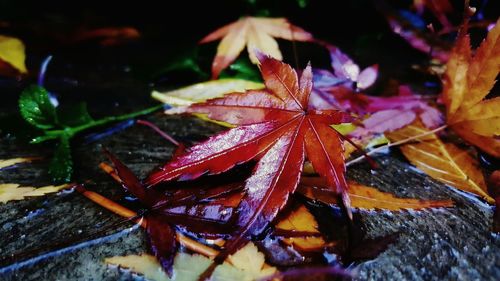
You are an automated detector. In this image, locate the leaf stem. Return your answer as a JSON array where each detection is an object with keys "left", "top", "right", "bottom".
[
  {"left": 76, "top": 185, "right": 219, "bottom": 258},
  {"left": 346, "top": 125, "right": 447, "bottom": 167},
  {"left": 32, "top": 104, "right": 164, "bottom": 143},
  {"left": 136, "top": 119, "right": 180, "bottom": 146}
]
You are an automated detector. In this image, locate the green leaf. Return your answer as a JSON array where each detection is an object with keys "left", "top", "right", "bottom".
[
  {"left": 297, "top": 0, "right": 309, "bottom": 8},
  {"left": 57, "top": 102, "right": 94, "bottom": 127},
  {"left": 220, "top": 58, "right": 261, "bottom": 82},
  {"left": 331, "top": 123, "right": 357, "bottom": 135},
  {"left": 159, "top": 48, "right": 208, "bottom": 80},
  {"left": 19, "top": 85, "right": 57, "bottom": 129},
  {"left": 49, "top": 136, "right": 72, "bottom": 183}
]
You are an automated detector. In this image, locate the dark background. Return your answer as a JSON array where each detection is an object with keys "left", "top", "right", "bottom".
[
  {"left": 2, "top": 0, "right": 492, "bottom": 82},
  {"left": 0, "top": 0, "right": 497, "bottom": 133}
]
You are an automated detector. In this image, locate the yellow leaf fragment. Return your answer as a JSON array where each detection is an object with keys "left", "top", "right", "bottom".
[
  {"left": 226, "top": 242, "right": 277, "bottom": 280},
  {"left": 105, "top": 243, "right": 276, "bottom": 281},
  {"left": 105, "top": 254, "right": 170, "bottom": 281},
  {"left": 386, "top": 121, "right": 493, "bottom": 203},
  {"left": 0, "top": 35, "right": 27, "bottom": 74},
  {"left": 155, "top": 79, "right": 263, "bottom": 128},
  {"left": 152, "top": 79, "right": 264, "bottom": 106},
  {"left": 276, "top": 205, "right": 318, "bottom": 232},
  {"left": 276, "top": 205, "right": 325, "bottom": 251},
  {"left": 348, "top": 182, "right": 454, "bottom": 210},
  {"left": 0, "top": 157, "right": 36, "bottom": 169},
  {"left": 331, "top": 123, "right": 356, "bottom": 135},
  {"left": 0, "top": 183, "right": 70, "bottom": 203},
  {"left": 298, "top": 177, "right": 454, "bottom": 210}
]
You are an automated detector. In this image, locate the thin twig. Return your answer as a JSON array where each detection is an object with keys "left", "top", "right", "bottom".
[
  {"left": 77, "top": 185, "right": 219, "bottom": 258},
  {"left": 346, "top": 125, "right": 447, "bottom": 167},
  {"left": 136, "top": 119, "right": 180, "bottom": 147},
  {"left": 337, "top": 132, "right": 378, "bottom": 169}
]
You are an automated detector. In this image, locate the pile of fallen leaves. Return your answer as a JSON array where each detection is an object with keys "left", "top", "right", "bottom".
[
  {"left": 96, "top": 15, "right": 497, "bottom": 280},
  {"left": 1, "top": 1, "right": 499, "bottom": 281}
]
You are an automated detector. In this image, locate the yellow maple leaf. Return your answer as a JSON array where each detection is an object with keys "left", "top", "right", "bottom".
[
  {"left": 155, "top": 78, "right": 264, "bottom": 128},
  {"left": 151, "top": 78, "right": 264, "bottom": 106},
  {"left": 0, "top": 183, "right": 70, "bottom": 203},
  {"left": 299, "top": 176, "right": 454, "bottom": 210},
  {"left": 105, "top": 242, "right": 276, "bottom": 281},
  {"left": 225, "top": 242, "right": 277, "bottom": 280},
  {"left": 442, "top": 18, "right": 500, "bottom": 157},
  {"left": 200, "top": 17, "right": 313, "bottom": 78},
  {"left": 386, "top": 120, "right": 493, "bottom": 203},
  {"left": 0, "top": 35, "right": 27, "bottom": 74}
]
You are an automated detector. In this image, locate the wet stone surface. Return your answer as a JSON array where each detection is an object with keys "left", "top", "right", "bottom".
[{"left": 1, "top": 111, "right": 499, "bottom": 280}]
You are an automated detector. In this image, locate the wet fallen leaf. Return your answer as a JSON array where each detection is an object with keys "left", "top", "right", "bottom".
[
  {"left": 0, "top": 35, "right": 27, "bottom": 75},
  {"left": 325, "top": 44, "right": 378, "bottom": 90},
  {"left": 328, "top": 123, "right": 389, "bottom": 160},
  {"left": 350, "top": 109, "right": 417, "bottom": 138},
  {"left": 105, "top": 242, "right": 276, "bottom": 281},
  {"left": 0, "top": 157, "right": 36, "bottom": 169},
  {"left": 374, "top": 0, "right": 451, "bottom": 62},
  {"left": 225, "top": 242, "right": 277, "bottom": 280},
  {"left": 298, "top": 177, "right": 454, "bottom": 210},
  {"left": 443, "top": 18, "right": 500, "bottom": 157},
  {"left": 0, "top": 183, "right": 70, "bottom": 203},
  {"left": 105, "top": 254, "right": 169, "bottom": 281},
  {"left": 152, "top": 79, "right": 263, "bottom": 106},
  {"left": 413, "top": 0, "right": 454, "bottom": 31},
  {"left": 146, "top": 56, "right": 352, "bottom": 277},
  {"left": 200, "top": 17, "right": 313, "bottom": 78},
  {"left": 72, "top": 27, "right": 140, "bottom": 46},
  {"left": 386, "top": 120, "right": 493, "bottom": 203},
  {"left": 275, "top": 205, "right": 326, "bottom": 251},
  {"left": 312, "top": 80, "right": 442, "bottom": 133}
]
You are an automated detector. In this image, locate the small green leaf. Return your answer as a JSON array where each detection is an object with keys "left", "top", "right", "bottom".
[
  {"left": 49, "top": 136, "right": 72, "bottom": 183},
  {"left": 57, "top": 102, "right": 94, "bottom": 127},
  {"left": 220, "top": 58, "right": 261, "bottom": 82},
  {"left": 19, "top": 85, "right": 57, "bottom": 129},
  {"left": 331, "top": 123, "right": 357, "bottom": 135},
  {"left": 297, "top": 0, "right": 309, "bottom": 8}
]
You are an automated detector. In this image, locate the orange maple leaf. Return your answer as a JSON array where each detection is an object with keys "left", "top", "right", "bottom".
[
  {"left": 443, "top": 18, "right": 500, "bottom": 157},
  {"left": 200, "top": 17, "right": 313, "bottom": 79}
]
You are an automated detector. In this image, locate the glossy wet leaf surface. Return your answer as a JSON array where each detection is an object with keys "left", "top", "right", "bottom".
[{"left": 1, "top": 1, "right": 499, "bottom": 280}]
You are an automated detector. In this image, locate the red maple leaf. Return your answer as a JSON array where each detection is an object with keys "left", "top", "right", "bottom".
[
  {"left": 104, "top": 150, "right": 243, "bottom": 276},
  {"left": 146, "top": 55, "right": 351, "bottom": 277}
]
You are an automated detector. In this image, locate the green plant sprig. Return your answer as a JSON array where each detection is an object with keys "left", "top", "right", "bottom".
[{"left": 19, "top": 85, "right": 163, "bottom": 183}]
